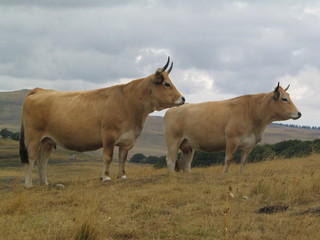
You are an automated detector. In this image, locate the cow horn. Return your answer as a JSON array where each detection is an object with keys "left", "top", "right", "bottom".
[
  {"left": 161, "top": 56, "right": 170, "bottom": 72},
  {"left": 273, "top": 82, "right": 280, "bottom": 100},
  {"left": 274, "top": 82, "right": 280, "bottom": 92},
  {"left": 167, "top": 62, "right": 173, "bottom": 74},
  {"left": 284, "top": 84, "right": 290, "bottom": 91}
]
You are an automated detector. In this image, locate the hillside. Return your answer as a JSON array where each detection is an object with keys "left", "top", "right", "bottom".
[
  {"left": 0, "top": 89, "right": 29, "bottom": 130},
  {"left": 0, "top": 90, "right": 319, "bottom": 158}
]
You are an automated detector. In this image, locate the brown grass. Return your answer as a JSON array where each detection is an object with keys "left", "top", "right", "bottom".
[{"left": 0, "top": 154, "right": 320, "bottom": 240}]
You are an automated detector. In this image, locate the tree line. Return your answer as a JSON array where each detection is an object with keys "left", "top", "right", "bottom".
[
  {"left": 272, "top": 122, "right": 320, "bottom": 130},
  {"left": 0, "top": 128, "right": 20, "bottom": 141},
  {"left": 129, "top": 139, "right": 320, "bottom": 168}
]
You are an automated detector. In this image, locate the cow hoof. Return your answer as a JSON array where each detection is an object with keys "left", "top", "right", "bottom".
[
  {"left": 56, "top": 183, "right": 65, "bottom": 189},
  {"left": 101, "top": 176, "right": 112, "bottom": 182},
  {"left": 24, "top": 184, "right": 33, "bottom": 189},
  {"left": 119, "top": 175, "right": 127, "bottom": 180}
]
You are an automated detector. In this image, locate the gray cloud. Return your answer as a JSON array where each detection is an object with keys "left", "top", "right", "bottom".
[{"left": 1, "top": 1, "right": 320, "bottom": 126}]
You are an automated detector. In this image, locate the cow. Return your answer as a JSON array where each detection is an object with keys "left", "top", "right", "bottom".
[
  {"left": 19, "top": 57, "right": 185, "bottom": 188},
  {"left": 163, "top": 83, "right": 301, "bottom": 173}
]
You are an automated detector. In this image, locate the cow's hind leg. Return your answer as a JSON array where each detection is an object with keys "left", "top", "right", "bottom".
[
  {"left": 37, "top": 137, "right": 56, "bottom": 185},
  {"left": 24, "top": 157, "right": 35, "bottom": 188},
  {"left": 179, "top": 149, "right": 195, "bottom": 172},
  {"left": 24, "top": 140, "right": 40, "bottom": 188},
  {"left": 166, "top": 141, "right": 180, "bottom": 173}
]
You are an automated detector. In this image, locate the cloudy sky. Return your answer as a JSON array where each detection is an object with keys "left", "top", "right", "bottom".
[{"left": 1, "top": 0, "right": 319, "bottom": 126}]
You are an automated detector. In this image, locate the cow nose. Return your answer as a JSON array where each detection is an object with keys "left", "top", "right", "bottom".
[
  {"left": 181, "top": 96, "right": 185, "bottom": 103},
  {"left": 298, "top": 112, "right": 302, "bottom": 118}
]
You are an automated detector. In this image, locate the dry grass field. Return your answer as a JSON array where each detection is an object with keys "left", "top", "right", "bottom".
[{"left": 0, "top": 152, "right": 319, "bottom": 240}]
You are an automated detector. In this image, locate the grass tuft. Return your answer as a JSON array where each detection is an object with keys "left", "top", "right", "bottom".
[
  {"left": 2, "top": 192, "right": 27, "bottom": 215},
  {"left": 74, "top": 221, "right": 98, "bottom": 240}
]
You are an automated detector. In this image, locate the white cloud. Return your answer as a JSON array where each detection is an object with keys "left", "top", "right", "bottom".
[
  {"left": 278, "top": 65, "right": 320, "bottom": 126},
  {"left": 177, "top": 69, "right": 213, "bottom": 93},
  {"left": 303, "top": 6, "right": 320, "bottom": 18},
  {"left": 278, "top": 65, "right": 320, "bottom": 104},
  {"left": 291, "top": 48, "right": 307, "bottom": 57},
  {"left": 0, "top": 75, "right": 118, "bottom": 92}
]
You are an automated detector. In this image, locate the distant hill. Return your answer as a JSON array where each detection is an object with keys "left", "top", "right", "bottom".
[
  {"left": 0, "top": 90, "right": 319, "bottom": 158},
  {"left": 0, "top": 89, "right": 29, "bottom": 131}
]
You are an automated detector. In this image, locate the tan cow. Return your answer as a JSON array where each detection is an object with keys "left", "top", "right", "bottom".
[
  {"left": 164, "top": 83, "right": 301, "bottom": 173},
  {"left": 20, "top": 57, "right": 185, "bottom": 188}
]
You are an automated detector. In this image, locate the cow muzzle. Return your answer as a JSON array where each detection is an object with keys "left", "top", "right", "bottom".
[
  {"left": 174, "top": 96, "right": 185, "bottom": 106},
  {"left": 292, "top": 111, "right": 302, "bottom": 120}
]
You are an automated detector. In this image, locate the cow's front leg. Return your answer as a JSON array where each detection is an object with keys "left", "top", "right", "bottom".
[
  {"left": 24, "top": 139, "right": 41, "bottom": 188},
  {"left": 101, "top": 138, "right": 115, "bottom": 182},
  {"left": 118, "top": 146, "right": 131, "bottom": 179}
]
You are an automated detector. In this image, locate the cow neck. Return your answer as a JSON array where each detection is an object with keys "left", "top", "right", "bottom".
[
  {"left": 252, "top": 92, "right": 275, "bottom": 129},
  {"left": 122, "top": 77, "right": 154, "bottom": 127}
]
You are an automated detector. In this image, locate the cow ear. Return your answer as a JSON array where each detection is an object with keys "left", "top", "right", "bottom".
[
  {"left": 152, "top": 71, "right": 164, "bottom": 84},
  {"left": 152, "top": 57, "right": 170, "bottom": 84},
  {"left": 273, "top": 82, "right": 280, "bottom": 100}
]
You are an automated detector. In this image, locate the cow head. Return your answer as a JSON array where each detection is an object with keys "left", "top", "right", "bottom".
[
  {"left": 272, "top": 82, "right": 301, "bottom": 120},
  {"left": 149, "top": 57, "right": 185, "bottom": 111}
]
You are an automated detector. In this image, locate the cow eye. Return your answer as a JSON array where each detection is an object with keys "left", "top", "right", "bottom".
[
  {"left": 281, "top": 97, "right": 288, "bottom": 102},
  {"left": 164, "top": 82, "right": 171, "bottom": 88}
]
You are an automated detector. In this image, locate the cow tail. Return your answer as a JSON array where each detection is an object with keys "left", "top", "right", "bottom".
[{"left": 19, "top": 118, "right": 29, "bottom": 164}]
